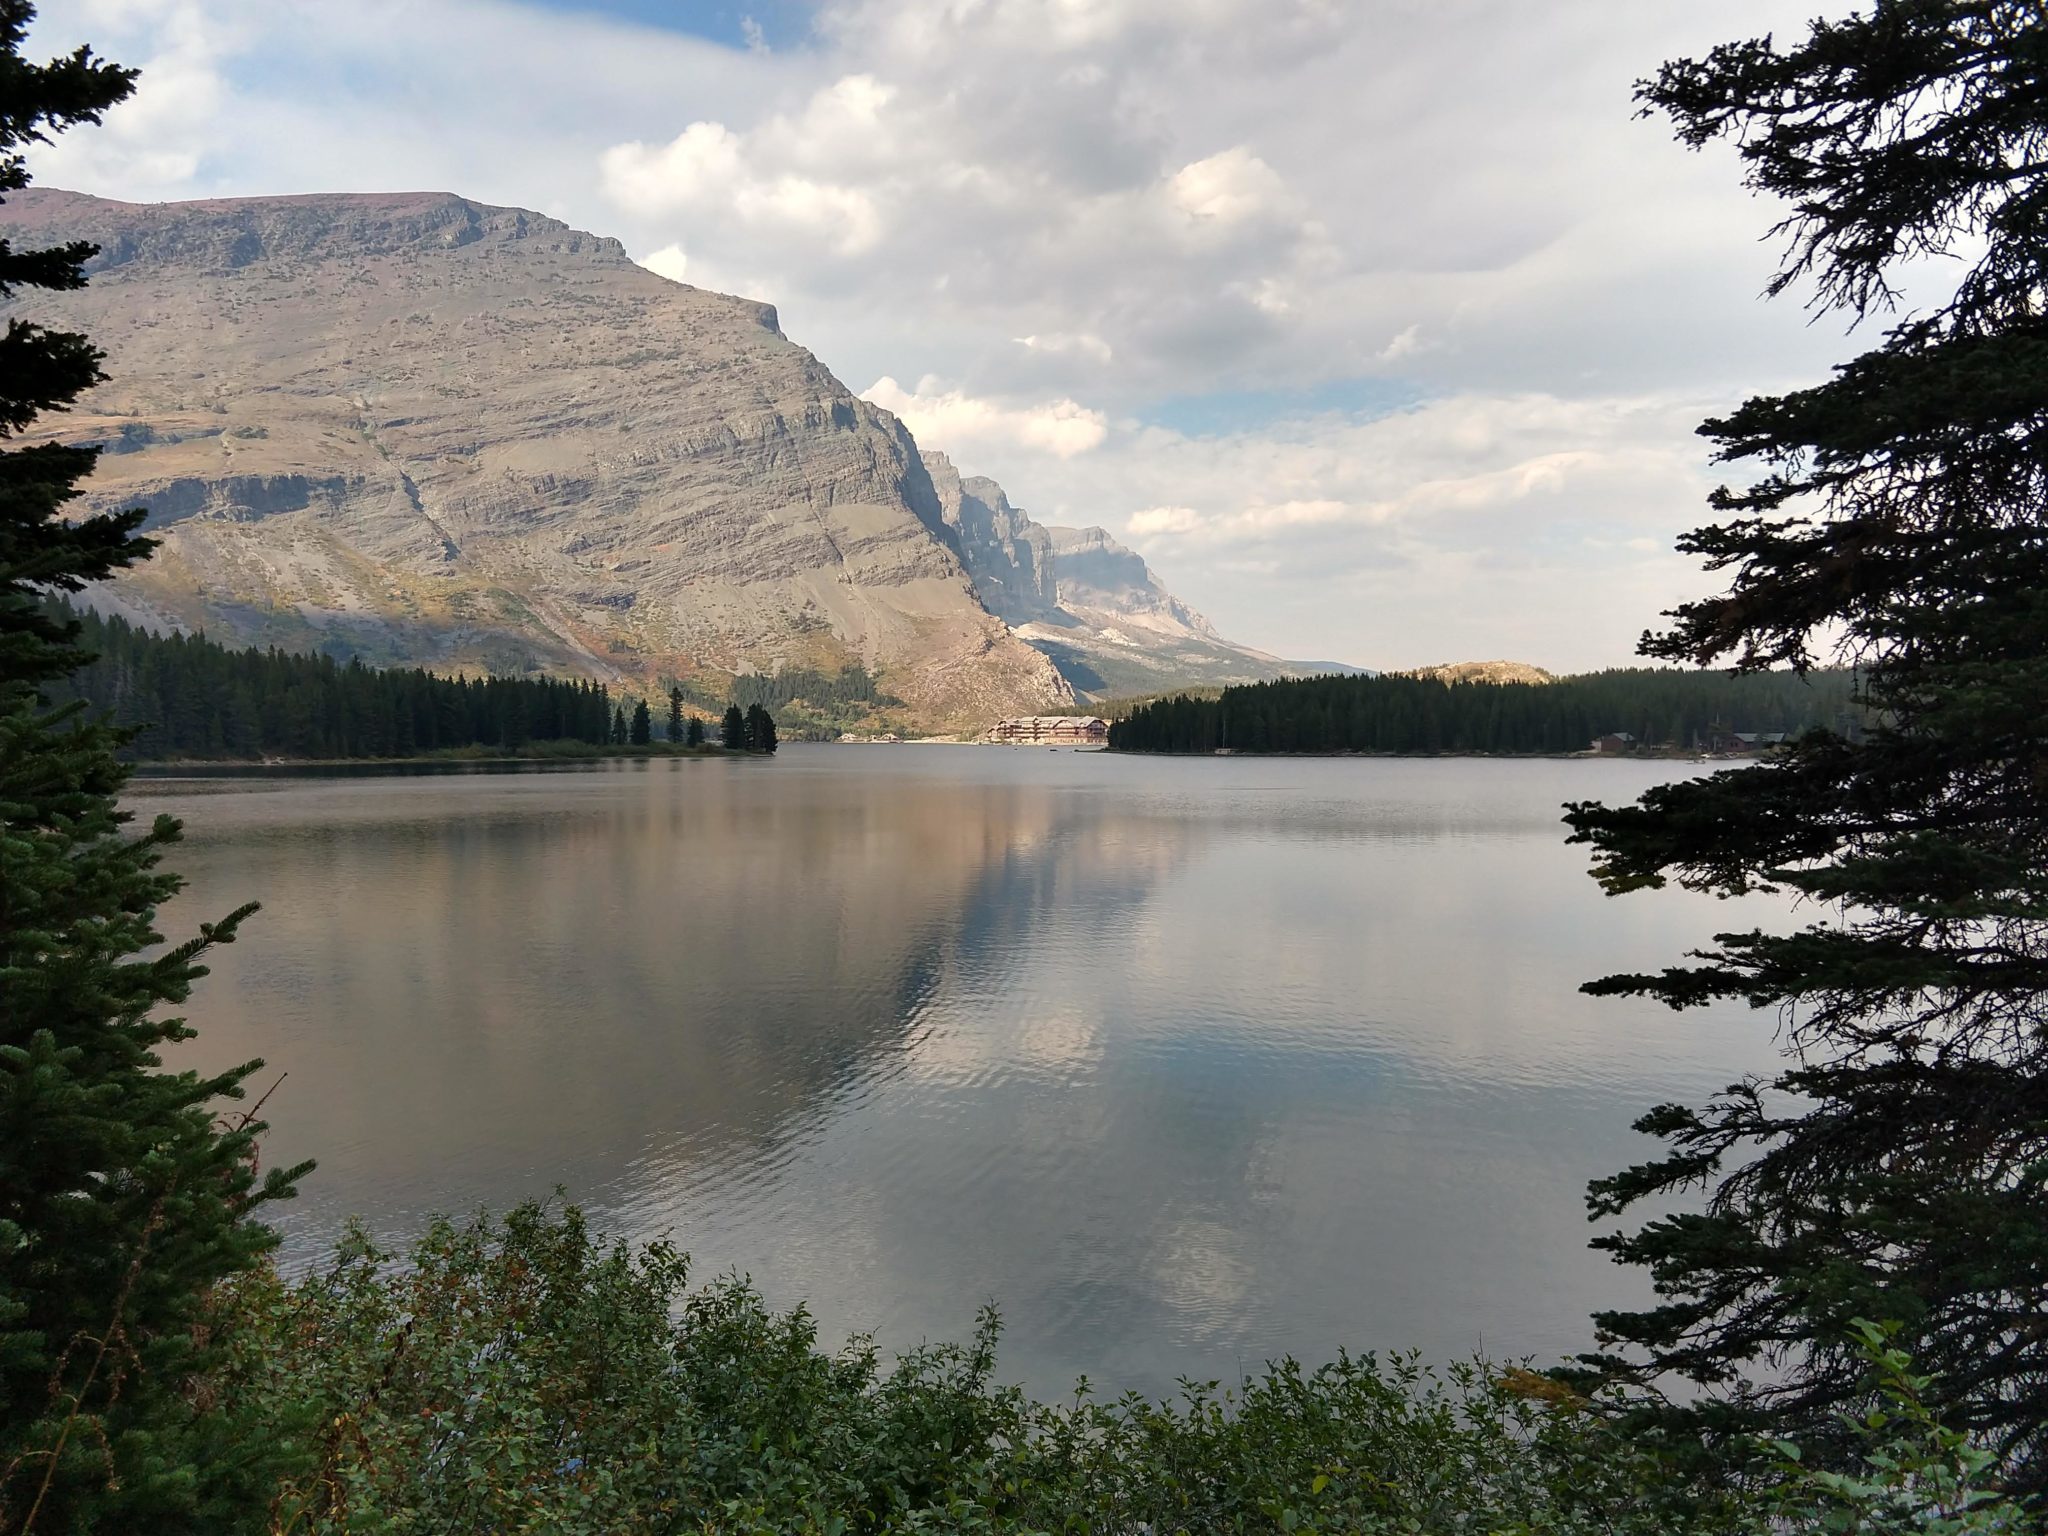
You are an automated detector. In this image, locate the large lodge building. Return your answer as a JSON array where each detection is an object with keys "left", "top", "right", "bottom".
[{"left": 986, "top": 716, "right": 1110, "bottom": 745}]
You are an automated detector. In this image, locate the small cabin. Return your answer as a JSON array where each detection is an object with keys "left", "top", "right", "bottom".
[
  {"left": 1591, "top": 732, "right": 1636, "bottom": 754},
  {"left": 986, "top": 716, "right": 1110, "bottom": 745}
]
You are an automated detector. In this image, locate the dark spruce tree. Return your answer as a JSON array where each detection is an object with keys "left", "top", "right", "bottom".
[
  {"left": 667, "top": 684, "right": 684, "bottom": 743},
  {"left": 685, "top": 713, "right": 705, "bottom": 748},
  {"left": 629, "top": 697, "right": 651, "bottom": 746},
  {"left": 720, "top": 703, "right": 746, "bottom": 751},
  {"left": 1562, "top": 1, "right": 2048, "bottom": 1494},
  {"left": 0, "top": 6, "right": 308, "bottom": 1529},
  {"left": 744, "top": 702, "right": 778, "bottom": 754},
  {"left": 610, "top": 702, "right": 628, "bottom": 745}
]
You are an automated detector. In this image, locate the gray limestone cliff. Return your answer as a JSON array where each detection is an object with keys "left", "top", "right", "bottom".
[
  {"left": 1043, "top": 525, "right": 1222, "bottom": 640},
  {"left": 920, "top": 450, "right": 1058, "bottom": 624}
]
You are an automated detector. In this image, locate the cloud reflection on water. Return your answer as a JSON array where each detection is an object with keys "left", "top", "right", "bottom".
[{"left": 143, "top": 749, "right": 1777, "bottom": 1398}]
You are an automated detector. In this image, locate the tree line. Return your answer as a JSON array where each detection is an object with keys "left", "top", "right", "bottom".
[
  {"left": 1108, "top": 666, "right": 1860, "bottom": 755},
  {"left": 41, "top": 600, "right": 784, "bottom": 758},
  {"left": 43, "top": 601, "right": 616, "bottom": 757}
]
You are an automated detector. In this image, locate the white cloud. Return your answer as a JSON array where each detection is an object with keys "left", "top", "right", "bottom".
[
  {"left": 1015, "top": 331, "right": 1114, "bottom": 364},
  {"left": 1168, "top": 147, "right": 1286, "bottom": 226},
  {"left": 639, "top": 243, "right": 691, "bottom": 284},
  {"left": 1127, "top": 505, "right": 1202, "bottom": 536},
  {"left": 864, "top": 377, "right": 1109, "bottom": 459},
  {"left": 601, "top": 109, "right": 885, "bottom": 257},
  {"left": 25, "top": 0, "right": 232, "bottom": 194},
  {"left": 601, "top": 122, "right": 744, "bottom": 213},
  {"left": 1378, "top": 325, "right": 1425, "bottom": 362}
]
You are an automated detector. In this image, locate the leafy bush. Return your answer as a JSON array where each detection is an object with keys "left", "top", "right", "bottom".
[
  {"left": 207, "top": 1203, "right": 2033, "bottom": 1535},
  {"left": 1768, "top": 1322, "right": 2036, "bottom": 1536}
]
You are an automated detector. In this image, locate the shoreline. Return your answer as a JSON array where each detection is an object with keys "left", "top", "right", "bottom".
[
  {"left": 128, "top": 742, "right": 757, "bottom": 771},
  {"left": 1100, "top": 747, "right": 1765, "bottom": 761},
  {"left": 123, "top": 741, "right": 1771, "bottom": 771}
]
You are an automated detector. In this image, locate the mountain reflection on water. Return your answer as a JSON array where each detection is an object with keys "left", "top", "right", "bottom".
[{"left": 136, "top": 748, "right": 1777, "bottom": 1399}]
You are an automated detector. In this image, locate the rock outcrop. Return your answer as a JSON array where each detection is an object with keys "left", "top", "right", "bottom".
[
  {"left": 1, "top": 189, "right": 1072, "bottom": 728},
  {"left": 912, "top": 453, "right": 1299, "bottom": 698},
  {"left": 920, "top": 451, "right": 1058, "bottom": 624}
]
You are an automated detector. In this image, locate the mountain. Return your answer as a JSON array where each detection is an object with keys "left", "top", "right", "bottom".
[
  {"left": 918, "top": 452, "right": 1309, "bottom": 699},
  {"left": 0, "top": 188, "right": 1071, "bottom": 729}
]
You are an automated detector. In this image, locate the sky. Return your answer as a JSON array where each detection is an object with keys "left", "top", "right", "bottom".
[{"left": 22, "top": 0, "right": 1875, "bottom": 671}]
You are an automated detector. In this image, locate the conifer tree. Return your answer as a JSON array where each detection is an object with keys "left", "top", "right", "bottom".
[
  {"left": 685, "top": 714, "right": 705, "bottom": 749},
  {"left": 666, "top": 685, "right": 683, "bottom": 743},
  {"left": 720, "top": 703, "right": 746, "bottom": 751},
  {"left": 610, "top": 703, "right": 627, "bottom": 745},
  {"left": 744, "top": 702, "right": 778, "bottom": 755},
  {"left": 0, "top": 6, "right": 308, "bottom": 1527},
  {"left": 629, "top": 697, "right": 651, "bottom": 746},
  {"left": 1564, "top": 1, "right": 2048, "bottom": 1492}
]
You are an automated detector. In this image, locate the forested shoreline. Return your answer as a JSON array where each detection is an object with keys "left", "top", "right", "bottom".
[
  {"left": 1109, "top": 667, "right": 1861, "bottom": 755},
  {"left": 41, "top": 602, "right": 783, "bottom": 760}
]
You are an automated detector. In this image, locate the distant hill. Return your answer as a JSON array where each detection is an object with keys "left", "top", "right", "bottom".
[{"left": 1407, "top": 660, "right": 1555, "bottom": 686}]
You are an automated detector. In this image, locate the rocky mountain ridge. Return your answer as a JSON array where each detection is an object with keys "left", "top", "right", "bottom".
[
  {"left": 919, "top": 451, "right": 1303, "bottom": 699},
  {"left": 2, "top": 188, "right": 1073, "bottom": 728}
]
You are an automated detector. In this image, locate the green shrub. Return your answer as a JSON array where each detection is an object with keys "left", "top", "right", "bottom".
[
  {"left": 208, "top": 1203, "right": 2036, "bottom": 1535},
  {"left": 1768, "top": 1322, "right": 2035, "bottom": 1536}
]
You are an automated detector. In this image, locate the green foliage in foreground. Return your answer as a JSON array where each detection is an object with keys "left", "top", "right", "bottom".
[
  {"left": 1563, "top": 0, "right": 2048, "bottom": 1497},
  {"left": 1109, "top": 667, "right": 1858, "bottom": 755},
  {"left": 1, "top": 9, "right": 308, "bottom": 1529},
  {"left": 205, "top": 1204, "right": 2031, "bottom": 1536}
]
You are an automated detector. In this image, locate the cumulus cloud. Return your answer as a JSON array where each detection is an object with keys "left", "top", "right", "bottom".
[
  {"left": 1168, "top": 147, "right": 1286, "bottom": 226},
  {"left": 601, "top": 99, "right": 887, "bottom": 257},
  {"left": 639, "top": 244, "right": 691, "bottom": 284},
  {"left": 1127, "top": 505, "right": 1203, "bottom": 536},
  {"left": 864, "top": 376, "right": 1109, "bottom": 459}
]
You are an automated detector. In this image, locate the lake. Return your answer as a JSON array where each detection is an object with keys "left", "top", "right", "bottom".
[{"left": 134, "top": 747, "right": 1781, "bottom": 1400}]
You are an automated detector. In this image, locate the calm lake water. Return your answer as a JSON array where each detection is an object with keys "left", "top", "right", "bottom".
[{"left": 134, "top": 747, "right": 1780, "bottom": 1399}]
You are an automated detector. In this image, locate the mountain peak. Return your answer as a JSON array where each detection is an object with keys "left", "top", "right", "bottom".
[{"left": 5, "top": 186, "right": 645, "bottom": 270}]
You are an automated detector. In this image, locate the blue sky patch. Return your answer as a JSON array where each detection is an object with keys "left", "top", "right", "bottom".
[
  {"left": 521, "top": 0, "right": 816, "bottom": 51},
  {"left": 1140, "top": 377, "right": 1423, "bottom": 438}
]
